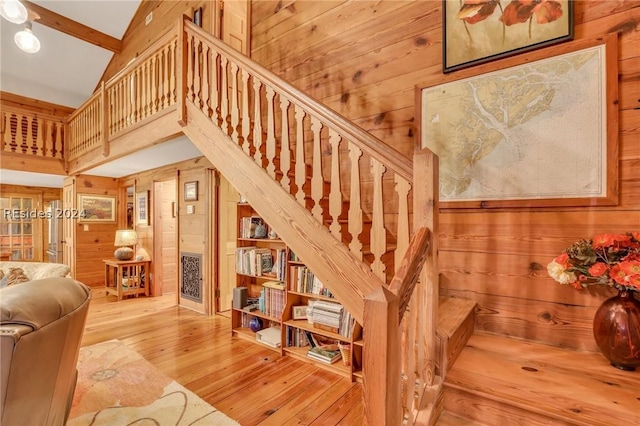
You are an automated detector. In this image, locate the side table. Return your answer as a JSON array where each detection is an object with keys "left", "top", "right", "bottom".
[{"left": 103, "top": 259, "right": 150, "bottom": 301}]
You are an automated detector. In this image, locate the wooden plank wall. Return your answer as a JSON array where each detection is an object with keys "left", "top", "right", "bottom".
[
  {"left": 250, "top": 0, "right": 640, "bottom": 351},
  {"left": 100, "top": 0, "right": 212, "bottom": 83},
  {"left": 116, "top": 157, "right": 214, "bottom": 311},
  {"left": 74, "top": 175, "right": 119, "bottom": 287}
]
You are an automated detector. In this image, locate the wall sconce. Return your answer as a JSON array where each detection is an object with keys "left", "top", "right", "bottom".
[
  {"left": 0, "top": 0, "right": 28, "bottom": 24},
  {"left": 15, "top": 21, "right": 40, "bottom": 53},
  {"left": 114, "top": 229, "right": 138, "bottom": 260}
]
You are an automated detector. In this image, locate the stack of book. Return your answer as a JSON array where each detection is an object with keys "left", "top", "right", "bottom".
[
  {"left": 306, "top": 346, "right": 342, "bottom": 364},
  {"left": 262, "top": 281, "right": 285, "bottom": 319},
  {"left": 235, "top": 247, "right": 286, "bottom": 278},
  {"left": 290, "top": 266, "right": 333, "bottom": 297},
  {"left": 309, "top": 300, "right": 343, "bottom": 333},
  {"left": 240, "top": 216, "right": 268, "bottom": 239}
]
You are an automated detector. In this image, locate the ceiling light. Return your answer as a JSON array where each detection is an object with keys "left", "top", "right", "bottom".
[
  {"left": 15, "top": 21, "right": 40, "bottom": 53},
  {"left": 0, "top": 0, "right": 28, "bottom": 24}
]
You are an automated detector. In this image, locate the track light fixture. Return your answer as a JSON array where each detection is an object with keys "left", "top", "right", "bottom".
[
  {"left": 14, "top": 21, "right": 41, "bottom": 54},
  {"left": 0, "top": 0, "right": 27, "bottom": 24}
]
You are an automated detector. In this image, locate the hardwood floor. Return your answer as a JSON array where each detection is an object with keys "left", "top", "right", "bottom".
[{"left": 82, "top": 290, "right": 364, "bottom": 425}]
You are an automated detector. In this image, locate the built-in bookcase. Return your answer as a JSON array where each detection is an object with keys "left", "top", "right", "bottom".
[{"left": 231, "top": 202, "right": 363, "bottom": 381}]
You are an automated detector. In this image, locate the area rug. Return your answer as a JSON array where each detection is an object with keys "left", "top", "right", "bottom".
[{"left": 68, "top": 339, "right": 239, "bottom": 426}]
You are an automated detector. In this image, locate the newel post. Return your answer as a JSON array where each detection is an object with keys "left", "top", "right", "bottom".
[
  {"left": 176, "top": 15, "right": 188, "bottom": 126},
  {"left": 412, "top": 149, "right": 439, "bottom": 386},
  {"left": 363, "top": 286, "right": 402, "bottom": 425}
]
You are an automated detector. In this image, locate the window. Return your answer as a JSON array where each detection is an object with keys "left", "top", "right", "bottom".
[{"left": 0, "top": 195, "right": 36, "bottom": 260}]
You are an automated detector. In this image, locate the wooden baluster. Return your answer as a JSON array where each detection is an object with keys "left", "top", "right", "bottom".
[
  {"left": 186, "top": 34, "right": 194, "bottom": 102},
  {"left": 220, "top": 56, "right": 229, "bottom": 133},
  {"left": 56, "top": 123, "right": 63, "bottom": 158},
  {"left": 230, "top": 62, "right": 240, "bottom": 144},
  {"left": 159, "top": 49, "right": 166, "bottom": 110},
  {"left": 128, "top": 74, "right": 135, "bottom": 125},
  {"left": 193, "top": 41, "right": 201, "bottom": 108},
  {"left": 240, "top": 69, "right": 250, "bottom": 155},
  {"left": 294, "top": 105, "right": 306, "bottom": 206},
  {"left": 118, "top": 80, "right": 124, "bottom": 132},
  {"left": 42, "top": 120, "right": 50, "bottom": 157},
  {"left": 370, "top": 158, "right": 387, "bottom": 282},
  {"left": 395, "top": 175, "right": 411, "bottom": 272},
  {"left": 151, "top": 55, "right": 158, "bottom": 114},
  {"left": 166, "top": 41, "right": 174, "bottom": 105},
  {"left": 279, "top": 96, "right": 291, "bottom": 192},
  {"left": 167, "top": 39, "right": 178, "bottom": 105},
  {"left": 20, "top": 116, "right": 28, "bottom": 153},
  {"left": 310, "top": 116, "right": 323, "bottom": 221},
  {"left": 252, "top": 78, "right": 263, "bottom": 166},
  {"left": 141, "top": 62, "right": 148, "bottom": 119},
  {"left": 210, "top": 49, "right": 220, "bottom": 125},
  {"left": 136, "top": 68, "right": 142, "bottom": 122},
  {"left": 0, "top": 112, "right": 6, "bottom": 152},
  {"left": 348, "top": 141, "right": 363, "bottom": 260},
  {"left": 265, "top": 86, "right": 276, "bottom": 178},
  {"left": 201, "top": 45, "right": 211, "bottom": 117},
  {"left": 26, "top": 115, "right": 34, "bottom": 154},
  {"left": 9, "top": 113, "right": 17, "bottom": 152},
  {"left": 329, "top": 130, "right": 342, "bottom": 240}
]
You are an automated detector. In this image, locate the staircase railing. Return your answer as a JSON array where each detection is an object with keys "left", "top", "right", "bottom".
[
  {"left": 65, "top": 16, "right": 440, "bottom": 424},
  {"left": 180, "top": 18, "right": 440, "bottom": 424},
  {"left": 66, "top": 29, "right": 179, "bottom": 161},
  {"left": 0, "top": 105, "right": 65, "bottom": 160}
]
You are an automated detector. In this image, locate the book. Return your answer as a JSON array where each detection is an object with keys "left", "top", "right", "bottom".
[{"left": 307, "top": 346, "right": 342, "bottom": 364}]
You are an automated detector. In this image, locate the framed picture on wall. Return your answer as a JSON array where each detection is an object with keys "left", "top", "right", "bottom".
[
  {"left": 184, "top": 181, "right": 198, "bottom": 201},
  {"left": 78, "top": 194, "right": 116, "bottom": 222},
  {"left": 442, "top": 0, "right": 574, "bottom": 73},
  {"left": 136, "top": 191, "right": 149, "bottom": 226}
]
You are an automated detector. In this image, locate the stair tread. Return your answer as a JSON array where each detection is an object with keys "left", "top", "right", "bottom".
[
  {"left": 438, "top": 412, "right": 487, "bottom": 426},
  {"left": 437, "top": 297, "right": 476, "bottom": 338},
  {"left": 445, "top": 332, "right": 640, "bottom": 425}
]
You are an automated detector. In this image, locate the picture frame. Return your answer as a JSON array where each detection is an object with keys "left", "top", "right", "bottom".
[
  {"left": 136, "top": 191, "right": 150, "bottom": 226},
  {"left": 184, "top": 181, "right": 198, "bottom": 201},
  {"left": 419, "top": 34, "right": 618, "bottom": 209},
  {"left": 78, "top": 194, "right": 116, "bottom": 223},
  {"left": 292, "top": 305, "right": 308, "bottom": 320},
  {"left": 442, "top": 0, "right": 574, "bottom": 73},
  {"left": 193, "top": 7, "right": 202, "bottom": 27}
]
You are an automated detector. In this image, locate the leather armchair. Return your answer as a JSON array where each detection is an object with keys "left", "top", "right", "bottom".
[{"left": 0, "top": 277, "right": 91, "bottom": 426}]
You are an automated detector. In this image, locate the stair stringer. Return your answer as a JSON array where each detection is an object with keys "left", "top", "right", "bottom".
[{"left": 182, "top": 101, "right": 385, "bottom": 324}]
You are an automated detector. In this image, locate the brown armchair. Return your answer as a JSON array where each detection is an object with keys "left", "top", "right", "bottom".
[{"left": 0, "top": 277, "right": 91, "bottom": 426}]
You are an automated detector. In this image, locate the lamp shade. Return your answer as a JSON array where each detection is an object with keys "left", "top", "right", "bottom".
[
  {"left": 114, "top": 229, "right": 138, "bottom": 246},
  {"left": 0, "top": 0, "right": 28, "bottom": 24}
]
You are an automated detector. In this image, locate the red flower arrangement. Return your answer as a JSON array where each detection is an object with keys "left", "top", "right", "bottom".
[{"left": 547, "top": 232, "right": 640, "bottom": 292}]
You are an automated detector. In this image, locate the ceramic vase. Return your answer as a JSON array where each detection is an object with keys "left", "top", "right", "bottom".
[{"left": 592, "top": 289, "right": 640, "bottom": 371}]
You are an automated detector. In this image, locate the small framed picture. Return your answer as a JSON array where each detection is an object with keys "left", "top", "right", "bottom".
[
  {"left": 193, "top": 7, "right": 202, "bottom": 27},
  {"left": 184, "top": 181, "right": 198, "bottom": 201},
  {"left": 136, "top": 191, "right": 149, "bottom": 226},
  {"left": 292, "top": 305, "right": 308, "bottom": 320}
]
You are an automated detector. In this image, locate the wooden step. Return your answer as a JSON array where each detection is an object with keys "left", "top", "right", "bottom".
[
  {"left": 437, "top": 411, "right": 487, "bottom": 425},
  {"left": 437, "top": 297, "right": 476, "bottom": 377},
  {"left": 443, "top": 333, "right": 640, "bottom": 425}
]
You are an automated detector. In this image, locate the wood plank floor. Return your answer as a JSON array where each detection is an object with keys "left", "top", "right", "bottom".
[{"left": 82, "top": 290, "right": 364, "bottom": 425}]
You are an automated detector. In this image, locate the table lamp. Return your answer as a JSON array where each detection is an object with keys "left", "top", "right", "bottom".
[{"left": 114, "top": 229, "right": 137, "bottom": 260}]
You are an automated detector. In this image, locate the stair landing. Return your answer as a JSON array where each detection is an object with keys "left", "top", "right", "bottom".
[{"left": 443, "top": 333, "right": 640, "bottom": 425}]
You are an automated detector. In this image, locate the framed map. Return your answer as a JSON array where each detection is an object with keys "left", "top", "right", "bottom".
[{"left": 420, "top": 34, "right": 618, "bottom": 208}]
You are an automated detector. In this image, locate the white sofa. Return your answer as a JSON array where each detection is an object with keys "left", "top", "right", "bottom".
[{"left": 0, "top": 262, "right": 71, "bottom": 282}]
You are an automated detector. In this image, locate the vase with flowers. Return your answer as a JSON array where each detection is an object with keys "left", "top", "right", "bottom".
[{"left": 547, "top": 232, "right": 640, "bottom": 370}]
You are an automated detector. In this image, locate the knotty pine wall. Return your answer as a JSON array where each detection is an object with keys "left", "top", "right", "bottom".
[
  {"left": 251, "top": 0, "right": 640, "bottom": 351},
  {"left": 100, "top": 0, "right": 213, "bottom": 83},
  {"left": 117, "top": 157, "right": 215, "bottom": 313},
  {"left": 73, "top": 175, "right": 119, "bottom": 287}
]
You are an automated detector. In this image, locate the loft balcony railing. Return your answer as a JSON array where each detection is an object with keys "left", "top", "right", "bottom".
[
  {"left": 55, "top": 16, "right": 439, "bottom": 425},
  {"left": 0, "top": 105, "right": 65, "bottom": 161}
]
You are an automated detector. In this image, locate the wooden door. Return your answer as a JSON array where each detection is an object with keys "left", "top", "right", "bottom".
[
  {"left": 221, "top": 0, "right": 250, "bottom": 55},
  {"left": 62, "top": 179, "right": 75, "bottom": 274},
  {"left": 217, "top": 174, "right": 238, "bottom": 314},
  {"left": 153, "top": 179, "right": 178, "bottom": 296}
]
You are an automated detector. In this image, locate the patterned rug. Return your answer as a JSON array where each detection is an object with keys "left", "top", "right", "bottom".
[{"left": 68, "top": 340, "right": 239, "bottom": 426}]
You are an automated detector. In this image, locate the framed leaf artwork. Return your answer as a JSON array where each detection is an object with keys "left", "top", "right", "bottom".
[{"left": 443, "top": 0, "right": 574, "bottom": 73}]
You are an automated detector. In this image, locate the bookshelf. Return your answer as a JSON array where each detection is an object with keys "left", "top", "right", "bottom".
[{"left": 231, "top": 202, "right": 363, "bottom": 381}]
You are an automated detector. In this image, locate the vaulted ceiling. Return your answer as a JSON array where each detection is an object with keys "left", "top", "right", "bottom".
[{"left": 0, "top": 0, "right": 201, "bottom": 188}]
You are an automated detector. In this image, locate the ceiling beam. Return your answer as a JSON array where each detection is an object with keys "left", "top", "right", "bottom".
[{"left": 22, "top": 1, "right": 122, "bottom": 54}]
